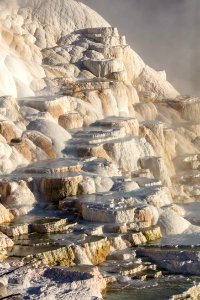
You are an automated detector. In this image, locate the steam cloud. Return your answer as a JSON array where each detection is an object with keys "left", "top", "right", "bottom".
[{"left": 82, "top": 0, "right": 200, "bottom": 96}]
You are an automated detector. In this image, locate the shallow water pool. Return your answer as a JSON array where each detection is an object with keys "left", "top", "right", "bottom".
[{"left": 105, "top": 279, "right": 197, "bottom": 300}]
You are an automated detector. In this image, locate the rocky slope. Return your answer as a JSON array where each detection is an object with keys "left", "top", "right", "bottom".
[{"left": 0, "top": 0, "right": 200, "bottom": 299}]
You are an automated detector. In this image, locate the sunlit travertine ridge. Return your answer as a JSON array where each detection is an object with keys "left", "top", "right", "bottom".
[{"left": 0, "top": 1, "right": 200, "bottom": 299}]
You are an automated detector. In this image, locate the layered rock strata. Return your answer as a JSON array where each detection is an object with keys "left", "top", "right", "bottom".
[{"left": 0, "top": 0, "right": 199, "bottom": 299}]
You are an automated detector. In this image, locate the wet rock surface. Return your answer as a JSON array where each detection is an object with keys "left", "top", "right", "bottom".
[
  {"left": 0, "top": 0, "right": 199, "bottom": 299},
  {"left": 171, "top": 284, "right": 200, "bottom": 300}
]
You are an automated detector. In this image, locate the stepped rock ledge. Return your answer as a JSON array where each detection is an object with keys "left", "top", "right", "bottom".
[{"left": 0, "top": 0, "right": 199, "bottom": 299}]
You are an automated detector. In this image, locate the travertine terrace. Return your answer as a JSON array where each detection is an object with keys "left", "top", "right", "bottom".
[{"left": 0, "top": 0, "right": 200, "bottom": 299}]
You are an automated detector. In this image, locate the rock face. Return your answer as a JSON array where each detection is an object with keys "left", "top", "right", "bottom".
[
  {"left": 0, "top": 232, "right": 14, "bottom": 249},
  {"left": 0, "top": 1, "right": 199, "bottom": 299},
  {"left": 0, "top": 264, "right": 107, "bottom": 300},
  {"left": 0, "top": 0, "right": 179, "bottom": 101},
  {"left": 0, "top": 24, "right": 45, "bottom": 97},
  {"left": 0, "top": 0, "right": 109, "bottom": 96},
  {"left": 137, "top": 246, "right": 200, "bottom": 276},
  {"left": 0, "top": 180, "right": 36, "bottom": 212},
  {"left": 171, "top": 284, "right": 200, "bottom": 300},
  {"left": 17, "top": 0, "right": 110, "bottom": 48},
  {"left": 32, "top": 218, "right": 67, "bottom": 233},
  {"left": 0, "top": 204, "right": 14, "bottom": 224},
  {"left": 158, "top": 210, "right": 191, "bottom": 235}
]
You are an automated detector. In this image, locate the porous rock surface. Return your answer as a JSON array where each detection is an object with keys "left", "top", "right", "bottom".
[{"left": 0, "top": 0, "right": 199, "bottom": 299}]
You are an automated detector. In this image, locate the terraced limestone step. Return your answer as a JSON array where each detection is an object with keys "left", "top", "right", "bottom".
[
  {"left": 31, "top": 218, "right": 67, "bottom": 233},
  {"left": 137, "top": 246, "right": 200, "bottom": 275},
  {"left": 61, "top": 78, "right": 113, "bottom": 98},
  {"left": 78, "top": 186, "right": 171, "bottom": 223},
  {"left": 0, "top": 224, "right": 29, "bottom": 237},
  {"left": 21, "top": 158, "right": 82, "bottom": 174}
]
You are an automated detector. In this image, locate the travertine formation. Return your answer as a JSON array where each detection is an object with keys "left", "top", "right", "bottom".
[
  {"left": 0, "top": 0, "right": 199, "bottom": 299},
  {"left": 171, "top": 284, "right": 200, "bottom": 300}
]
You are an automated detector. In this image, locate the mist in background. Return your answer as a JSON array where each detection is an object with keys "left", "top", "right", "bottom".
[{"left": 81, "top": 0, "right": 200, "bottom": 96}]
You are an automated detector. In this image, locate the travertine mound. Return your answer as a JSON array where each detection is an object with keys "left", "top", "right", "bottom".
[
  {"left": 0, "top": 0, "right": 179, "bottom": 100},
  {"left": 18, "top": 0, "right": 110, "bottom": 48},
  {"left": 0, "top": 1, "right": 200, "bottom": 299},
  {"left": 0, "top": 23, "right": 45, "bottom": 97}
]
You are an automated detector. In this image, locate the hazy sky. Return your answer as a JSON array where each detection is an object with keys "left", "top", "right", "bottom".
[{"left": 82, "top": 0, "right": 200, "bottom": 96}]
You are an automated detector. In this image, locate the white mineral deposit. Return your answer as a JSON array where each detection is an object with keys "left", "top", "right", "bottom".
[{"left": 0, "top": 1, "right": 199, "bottom": 299}]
